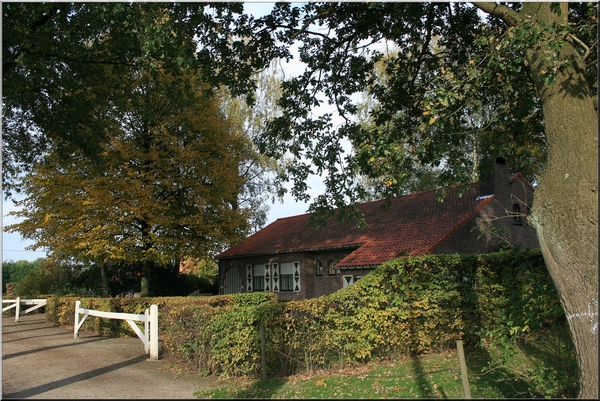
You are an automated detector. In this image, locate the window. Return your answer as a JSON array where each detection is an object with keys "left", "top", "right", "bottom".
[
  {"left": 316, "top": 261, "right": 323, "bottom": 276},
  {"left": 328, "top": 260, "right": 336, "bottom": 276},
  {"left": 253, "top": 264, "right": 264, "bottom": 291},
  {"left": 280, "top": 262, "right": 296, "bottom": 292},
  {"left": 513, "top": 204, "right": 523, "bottom": 225},
  {"left": 342, "top": 275, "right": 354, "bottom": 288}
]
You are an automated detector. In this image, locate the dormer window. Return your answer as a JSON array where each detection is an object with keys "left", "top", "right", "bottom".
[{"left": 513, "top": 204, "right": 523, "bottom": 225}]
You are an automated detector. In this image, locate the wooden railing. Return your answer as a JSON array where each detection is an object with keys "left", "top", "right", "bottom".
[
  {"left": 74, "top": 300, "right": 159, "bottom": 360},
  {"left": 2, "top": 298, "right": 47, "bottom": 322}
]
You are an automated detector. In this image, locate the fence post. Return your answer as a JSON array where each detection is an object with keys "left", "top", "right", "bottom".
[
  {"left": 149, "top": 304, "right": 159, "bottom": 360},
  {"left": 260, "top": 322, "right": 267, "bottom": 382},
  {"left": 74, "top": 300, "right": 81, "bottom": 338},
  {"left": 456, "top": 340, "right": 472, "bottom": 399},
  {"left": 15, "top": 297, "right": 21, "bottom": 322},
  {"left": 144, "top": 308, "right": 150, "bottom": 353}
]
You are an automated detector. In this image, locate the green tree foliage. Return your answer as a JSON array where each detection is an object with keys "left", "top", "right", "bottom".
[
  {"left": 5, "top": 71, "right": 252, "bottom": 296},
  {"left": 5, "top": 259, "right": 91, "bottom": 297},
  {"left": 2, "top": 258, "right": 44, "bottom": 293},
  {"left": 251, "top": 3, "right": 597, "bottom": 397},
  {"left": 2, "top": 2, "right": 285, "bottom": 197},
  {"left": 217, "top": 61, "right": 287, "bottom": 232},
  {"left": 257, "top": 2, "right": 595, "bottom": 218}
]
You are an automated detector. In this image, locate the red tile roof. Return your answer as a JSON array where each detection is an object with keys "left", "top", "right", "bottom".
[{"left": 216, "top": 183, "right": 494, "bottom": 268}]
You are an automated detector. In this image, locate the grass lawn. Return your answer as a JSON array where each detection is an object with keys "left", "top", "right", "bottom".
[{"left": 194, "top": 329, "right": 577, "bottom": 399}]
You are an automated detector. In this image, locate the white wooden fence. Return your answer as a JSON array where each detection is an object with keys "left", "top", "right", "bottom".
[
  {"left": 2, "top": 298, "right": 47, "bottom": 322},
  {"left": 74, "top": 300, "right": 159, "bottom": 360}
]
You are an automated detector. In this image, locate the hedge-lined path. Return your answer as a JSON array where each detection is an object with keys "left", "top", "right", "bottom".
[{"left": 2, "top": 314, "right": 219, "bottom": 399}]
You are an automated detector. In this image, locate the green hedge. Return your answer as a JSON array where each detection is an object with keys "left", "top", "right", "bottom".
[
  {"left": 45, "top": 249, "right": 565, "bottom": 378},
  {"left": 275, "top": 249, "right": 564, "bottom": 374}
]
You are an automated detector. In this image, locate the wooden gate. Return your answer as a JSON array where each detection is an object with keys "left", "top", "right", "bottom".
[{"left": 74, "top": 300, "right": 159, "bottom": 360}]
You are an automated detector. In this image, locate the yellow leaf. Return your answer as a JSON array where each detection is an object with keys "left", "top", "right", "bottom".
[
  {"left": 429, "top": 117, "right": 437, "bottom": 125},
  {"left": 316, "top": 379, "right": 327, "bottom": 387}
]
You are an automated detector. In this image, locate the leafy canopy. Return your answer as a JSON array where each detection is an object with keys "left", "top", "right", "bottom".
[
  {"left": 6, "top": 70, "right": 251, "bottom": 267},
  {"left": 2, "top": 2, "right": 287, "bottom": 196},
  {"left": 253, "top": 2, "right": 596, "bottom": 223}
]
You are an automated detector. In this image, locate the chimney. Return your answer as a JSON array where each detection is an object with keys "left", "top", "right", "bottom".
[{"left": 478, "top": 156, "right": 509, "bottom": 197}]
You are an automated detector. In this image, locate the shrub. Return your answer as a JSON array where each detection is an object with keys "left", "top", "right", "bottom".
[{"left": 44, "top": 249, "right": 566, "bottom": 380}]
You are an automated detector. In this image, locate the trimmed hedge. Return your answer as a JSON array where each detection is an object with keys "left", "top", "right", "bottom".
[{"left": 45, "top": 249, "right": 565, "bottom": 378}]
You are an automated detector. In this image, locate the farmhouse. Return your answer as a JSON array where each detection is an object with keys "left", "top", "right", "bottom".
[{"left": 216, "top": 157, "right": 539, "bottom": 300}]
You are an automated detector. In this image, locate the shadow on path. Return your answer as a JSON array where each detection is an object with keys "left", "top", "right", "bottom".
[
  {"left": 2, "top": 314, "right": 220, "bottom": 399},
  {"left": 3, "top": 336, "right": 112, "bottom": 360},
  {"left": 3, "top": 354, "right": 148, "bottom": 399},
  {"left": 3, "top": 331, "right": 75, "bottom": 343}
]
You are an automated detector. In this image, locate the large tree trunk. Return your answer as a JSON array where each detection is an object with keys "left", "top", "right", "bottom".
[
  {"left": 99, "top": 263, "right": 110, "bottom": 298},
  {"left": 474, "top": 2, "right": 599, "bottom": 397},
  {"left": 522, "top": 3, "right": 598, "bottom": 398},
  {"left": 140, "top": 261, "right": 153, "bottom": 297}
]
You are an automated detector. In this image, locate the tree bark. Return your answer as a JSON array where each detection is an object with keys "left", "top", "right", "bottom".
[
  {"left": 141, "top": 262, "right": 153, "bottom": 298},
  {"left": 474, "top": 2, "right": 598, "bottom": 397},
  {"left": 521, "top": 3, "right": 598, "bottom": 398},
  {"left": 99, "top": 263, "right": 110, "bottom": 298}
]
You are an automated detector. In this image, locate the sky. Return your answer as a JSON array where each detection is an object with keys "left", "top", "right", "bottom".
[{"left": 1, "top": 2, "right": 322, "bottom": 263}]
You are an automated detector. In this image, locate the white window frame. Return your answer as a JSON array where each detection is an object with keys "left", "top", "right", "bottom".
[
  {"left": 279, "top": 262, "right": 296, "bottom": 292},
  {"left": 252, "top": 264, "right": 265, "bottom": 292}
]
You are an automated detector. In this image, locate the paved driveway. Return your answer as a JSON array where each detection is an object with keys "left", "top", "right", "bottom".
[{"left": 2, "top": 314, "right": 220, "bottom": 399}]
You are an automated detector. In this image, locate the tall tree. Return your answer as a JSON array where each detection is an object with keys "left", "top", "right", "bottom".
[
  {"left": 2, "top": 2, "right": 284, "bottom": 197},
  {"left": 6, "top": 71, "right": 251, "bottom": 296},
  {"left": 253, "top": 3, "right": 597, "bottom": 397}
]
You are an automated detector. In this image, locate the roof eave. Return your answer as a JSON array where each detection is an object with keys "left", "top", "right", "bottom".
[
  {"left": 336, "top": 264, "right": 379, "bottom": 270},
  {"left": 216, "top": 243, "right": 365, "bottom": 261}
]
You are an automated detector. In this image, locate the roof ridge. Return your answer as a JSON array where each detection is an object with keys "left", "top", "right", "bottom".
[
  {"left": 274, "top": 211, "right": 310, "bottom": 221},
  {"left": 510, "top": 172, "right": 535, "bottom": 190},
  {"left": 267, "top": 182, "right": 483, "bottom": 225}
]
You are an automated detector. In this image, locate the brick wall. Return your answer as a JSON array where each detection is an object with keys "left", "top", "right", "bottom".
[
  {"left": 434, "top": 158, "right": 539, "bottom": 254},
  {"left": 218, "top": 248, "right": 360, "bottom": 300}
]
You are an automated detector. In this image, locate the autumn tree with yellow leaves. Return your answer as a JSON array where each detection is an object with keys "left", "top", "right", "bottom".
[{"left": 7, "top": 71, "right": 252, "bottom": 296}]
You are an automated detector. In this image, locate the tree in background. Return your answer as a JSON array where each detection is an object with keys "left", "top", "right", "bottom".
[
  {"left": 6, "top": 71, "right": 252, "bottom": 297},
  {"left": 2, "top": 2, "right": 284, "bottom": 198},
  {"left": 217, "top": 61, "right": 287, "bottom": 233},
  {"left": 2, "top": 259, "right": 44, "bottom": 294}
]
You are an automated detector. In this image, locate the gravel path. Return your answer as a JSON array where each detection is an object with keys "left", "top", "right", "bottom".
[{"left": 2, "top": 314, "right": 220, "bottom": 399}]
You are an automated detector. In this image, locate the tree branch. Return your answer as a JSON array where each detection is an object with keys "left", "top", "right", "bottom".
[
  {"left": 289, "top": 5, "right": 335, "bottom": 41},
  {"left": 568, "top": 33, "right": 591, "bottom": 61},
  {"left": 471, "top": 2, "right": 522, "bottom": 27}
]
